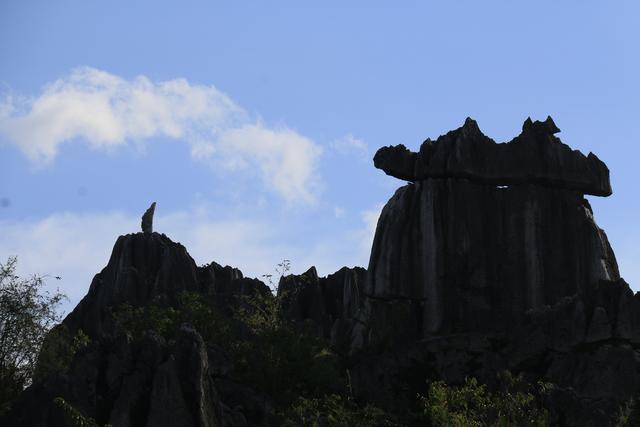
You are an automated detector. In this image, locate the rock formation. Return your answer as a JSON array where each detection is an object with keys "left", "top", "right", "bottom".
[
  {"left": 3, "top": 117, "right": 639, "bottom": 426},
  {"left": 374, "top": 117, "right": 612, "bottom": 196},
  {"left": 3, "top": 231, "right": 274, "bottom": 427},
  {"left": 346, "top": 117, "right": 638, "bottom": 424},
  {"left": 277, "top": 266, "right": 365, "bottom": 352},
  {"left": 141, "top": 202, "right": 156, "bottom": 233},
  {"left": 359, "top": 117, "right": 618, "bottom": 344}
]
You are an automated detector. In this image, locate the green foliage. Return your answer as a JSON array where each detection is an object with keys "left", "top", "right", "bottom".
[
  {"left": 111, "top": 284, "right": 346, "bottom": 415},
  {"left": 262, "top": 258, "right": 291, "bottom": 291},
  {"left": 34, "top": 326, "right": 90, "bottom": 383},
  {"left": 419, "top": 373, "right": 549, "bottom": 427},
  {"left": 281, "top": 394, "right": 400, "bottom": 427},
  {"left": 235, "top": 289, "right": 284, "bottom": 335},
  {"left": 616, "top": 395, "right": 640, "bottom": 426},
  {"left": 231, "top": 324, "right": 343, "bottom": 408},
  {"left": 232, "top": 288, "right": 345, "bottom": 409},
  {"left": 111, "top": 292, "right": 232, "bottom": 346},
  {"left": 0, "top": 256, "right": 66, "bottom": 415},
  {"left": 53, "top": 397, "right": 111, "bottom": 427},
  {"left": 112, "top": 303, "right": 179, "bottom": 340},
  {"left": 108, "top": 271, "right": 554, "bottom": 425}
]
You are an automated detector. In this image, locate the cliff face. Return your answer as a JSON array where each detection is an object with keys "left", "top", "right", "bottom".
[
  {"left": 348, "top": 117, "right": 639, "bottom": 424},
  {"left": 363, "top": 118, "right": 618, "bottom": 336},
  {"left": 3, "top": 232, "right": 274, "bottom": 427},
  {"left": 3, "top": 117, "right": 639, "bottom": 426},
  {"left": 63, "top": 233, "right": 209, "bottom": 338},
  {"left": 361, "top": 178, "right": 617, "bottom": 340}
]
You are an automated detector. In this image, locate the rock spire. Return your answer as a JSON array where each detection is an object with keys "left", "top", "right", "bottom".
[{"left": 141, "top": 202, "right": 156, "bottom": 233}]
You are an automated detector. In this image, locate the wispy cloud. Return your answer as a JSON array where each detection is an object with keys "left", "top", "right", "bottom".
[
  {"left": 0, "top": 206, "right": 377, "bottom": 310},
  {"left": 330, "top": 133, "right": 368, "bottom": 160},
  {"left": 0, "top": 67, "right": 321, "bottom": 203},
  {"left": 0, "top": 212, "right": 137, "bottom": 308},
  {"left": 0, "top": 210, "right": 289, "bottom": 310},
  {"left": 358, "top": 202, "right": 384, "bottom": 261},
  {"left": 216, "top": 123, "right": 321, "bottom": 205}
]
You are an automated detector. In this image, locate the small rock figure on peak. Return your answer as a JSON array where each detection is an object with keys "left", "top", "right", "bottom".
[{"left": 141, "top": 202, "right": 156, "bottom": 233}]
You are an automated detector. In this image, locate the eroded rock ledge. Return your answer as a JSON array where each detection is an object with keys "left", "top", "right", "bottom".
[{"left": 373, "top": 117, "right": 612, "bottom": 196}]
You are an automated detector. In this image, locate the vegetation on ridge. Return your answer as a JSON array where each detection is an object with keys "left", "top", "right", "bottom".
[
  {"left": 0, "top": 257, "right": 66, "bottom": 415},
  {"left": 7, "top": 256, "right": 640, "bottom": 426}
]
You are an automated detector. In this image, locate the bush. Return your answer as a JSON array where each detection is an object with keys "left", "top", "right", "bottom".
[
  {"left": 111, "top": 292, "right": 232, "bottom": 346},
  {"left": 231, "top": 289, "right": 346, "bottom": 409},
  {"left": 0, "top": 257, "right": 66, "bottom": 414},
  {"left": 616, "top": 394, "right": 640, "bottom": 426},
  {"left": 111, "top": 288, "right": 346, "bottom": 414},
  {"left": 281, "top": 394, "right": 400, "bottom": 427},
  {"left": 34, "top": 326, "right": 90, "bottom": 383},
  {"left": 419, "top": 373, "right": 550, "bottom": 427}
]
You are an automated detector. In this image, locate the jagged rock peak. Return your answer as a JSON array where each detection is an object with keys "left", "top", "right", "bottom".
[
  {"left": 373, "top": 117, "right": 612, "bottom": 196},
  {"left": 141, "top": 201, "right": 156, "bottom": 233},
  {"left": 63, "top": 232, "right": 207, "bottom": 337}
]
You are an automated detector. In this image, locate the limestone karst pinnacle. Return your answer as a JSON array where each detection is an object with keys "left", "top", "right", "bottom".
[
  {"left": 4, "top": 118, "right": 638, "bottom": 426},
  {"left": 141, "top": 201, "right": 156, "bottom": 233},
  {"left": 373, "top": 116, "right": 612, "bottom": 196}
]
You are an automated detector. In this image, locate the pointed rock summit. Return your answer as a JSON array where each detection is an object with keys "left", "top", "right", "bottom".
[
  {"left": 4, "top": 117, "right": 638, "bottom": 426},
  {"left": 141, "top": 201, "right": 156, "bottom": 233}
]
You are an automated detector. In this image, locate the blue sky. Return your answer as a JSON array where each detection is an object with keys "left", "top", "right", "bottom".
[{"left": 1, "top": 1, "right": 639, "bottom": 311}]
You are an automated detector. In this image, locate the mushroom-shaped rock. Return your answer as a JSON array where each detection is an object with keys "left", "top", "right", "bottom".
[{"left": 373, "top": 117, "right": 612, "bottom": 196}]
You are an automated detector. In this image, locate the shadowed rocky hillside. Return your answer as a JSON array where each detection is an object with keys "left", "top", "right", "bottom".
[{"left": 3, "top": 118, "right": 639, "bottom": 426}]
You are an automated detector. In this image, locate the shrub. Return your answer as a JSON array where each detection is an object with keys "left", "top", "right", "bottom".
[
  {"left": 0, "top": 257, "right": 65, "bottom": 414},
  {"left": 616, "top": 394, "right": 640, "bottom": 426},
  {"left": 231, "top": 289, "right": 345, "bottom": 409},
  {"left": 111, "top": 292, "right": 232, "bottom": 346},
  {"left": 281, "top": 394, "right": 400, "bottom": 427},
  {"left": 34, "top": 326, "right": 90, "bottom": 383},
  {"left": 419, "top": 373, "right": 549, "bottom": 427}
]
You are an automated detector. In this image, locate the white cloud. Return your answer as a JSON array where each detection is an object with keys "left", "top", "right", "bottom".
[
  {"left": 0, "top": 206, "right": 374, "bottom": 311},
  {"left": 0, "top": 212, "right": 137, "bottom": 311},
  {"left": 333, "top": 206, "right": 345, "bottom": 218},
  {"left": 0, "top": 67, "right": 321, "bottom": 203},
  {"left": 0, "top": 210, "right": 287, "bottom": 311},
  {"left": 331, "top": 133, "right": 368, "bottom": 159},
  {"left": 359, "top": 202, "right": 384, "bottom": 260},
  {"left": 217, "top": 123, "right": 322, "bottom": 205}
]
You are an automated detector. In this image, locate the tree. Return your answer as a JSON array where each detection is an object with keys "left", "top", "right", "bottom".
[{"left": 0, "top": 256, "right": 66, "bottom": 414}]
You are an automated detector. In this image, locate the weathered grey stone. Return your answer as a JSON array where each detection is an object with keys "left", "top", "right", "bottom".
[
  {"left": 586, "top": 306, "right": 612, "bottom": 343},
  {"left": 374, "top": 117, "right": 612, "bottom": 196},
  {"left": 356, "top": 178, "right": 618, "bottom": 347},
  {"left": 141, "top": 202, "right": 156, "bottom": 233},
  {"left": 146, "top": 325, "right": 224, "bottom": 427},
  {"left": 5, "top": 117, "right": 640, "bottom": 426},
  {"left": 346, "top": 118, "right": 638, "bottom": 423},
  {"left": 63, "top": 232, "right": 207, "bottom": 337}
]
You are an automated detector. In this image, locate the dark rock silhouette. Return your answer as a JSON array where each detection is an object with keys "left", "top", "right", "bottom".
[
  {"left": 141, "top": 202, "right": 156, "bottom": 233},
  {"left": 374, "top": 117, "right": 612, "bottom": 196},
  {"left": 64, "top": 232, "right": 207, "bottom": 337},
  {"left": 346, "top": 117, "right": 636, "bottom": 424},
  {"left": 3, "top": 117, "right": 639, "bottom": 426},
  {"left": 355, "top": 178, "right": 617, "bottom": 345},
  {"left": 277, "top": 265, "right": 365, "bottom": 352},
  {"left": 3, "top": 232, "right": 272, "bottom": 427}
]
